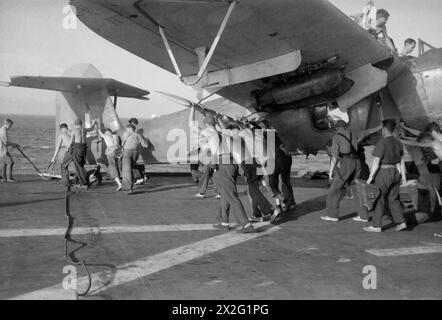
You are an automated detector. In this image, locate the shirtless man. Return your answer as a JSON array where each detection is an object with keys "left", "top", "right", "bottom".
[
  {"left": 97, "top": 126, "right": 122, "bottom": 191},
  {"left": 400, "top": 38, "right": 417, "bottom": 57},
  {"left": 61, "top": 119, "right": 96, "bottom": 188},
  {"left": 353, "top": 3, "right": 395, "bottom": 54},
  {"left": 50, "top": 123, "right": 70, "bottom": 167}
]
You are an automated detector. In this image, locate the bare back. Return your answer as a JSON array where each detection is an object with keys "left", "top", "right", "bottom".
[{"left": 72, "top": 127, "right": 87, "bottom": 144}]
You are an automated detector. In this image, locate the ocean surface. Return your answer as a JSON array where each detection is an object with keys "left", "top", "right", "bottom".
[
  {"left": 0, "top": 115, "right": 56, "bottom": 175},
  {"left": 0, "top": 114, "right": 333, "bottom": 176}
]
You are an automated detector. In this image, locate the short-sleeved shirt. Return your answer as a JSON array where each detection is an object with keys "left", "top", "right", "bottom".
[
  {"left": 0, "top": 126, "right": 8, "bottom": 155},
  {"left": 331, "top": 128, "right": 356, "bottom": 158},
  {"left": 372, "top": 136, "right": 404, "bottom": 165},
  {"left": 122, "top": 133, "right": 147, "bottom": 150}
]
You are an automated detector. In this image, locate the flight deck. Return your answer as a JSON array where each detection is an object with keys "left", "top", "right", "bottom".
[{"left": 1, "top": 174, "right": 441, "bottom": 300}]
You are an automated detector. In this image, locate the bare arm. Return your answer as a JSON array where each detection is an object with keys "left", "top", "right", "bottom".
[
  {"left": 217, "top": 116, "right": 234, "bottom": 136},
  {"left": 400, "top": 122, "right": 421, "bottom": 136},
  {"left": 66, "top": 133, "right": 74, "bottom": 151},
  {"left": 358, "top": 125, "right": 382, "bottom": 143},
  {"left": 366, "top": 157, "right": 381, "bottom": 184},
  {"left": 329, "top": 157, "right": 338, "bottom": 180},
  {"left": 51, "top": 137, "right": 62, "bottom": 162},
  {"left": 112, "top": 135, "right": 120, "bottom": 147},
  {"left": 380, "top": 27, "right": 396, "bottom": 54},
  {"left": 97, "top": 128, "right": 106, "bottom": 139},
  {"left": 139, "top": 134, "right": 148, "bottom": 148},
  {"left": 400, "top": 139, "right": 433, "bottom": 148},
  {"left": 400, "top": 158, "right": 407, "bottom": 185},
  {"left": 3, "top": 132, "right": 19, "bottom": 148},
  {"left": 84, "top": 120, "right": 97, "bottom": 133}
]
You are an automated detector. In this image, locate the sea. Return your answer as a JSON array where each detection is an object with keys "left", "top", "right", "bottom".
[
  {"left": 0, "top": 115, "right": 56, "bottom": 175},
  {"left": 0, "top": 114, "right": 334, "bottom": 176}
]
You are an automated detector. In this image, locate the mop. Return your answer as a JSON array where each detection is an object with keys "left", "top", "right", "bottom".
[{"left": 16, "top": 146, "right": 61, "bottom": 180}]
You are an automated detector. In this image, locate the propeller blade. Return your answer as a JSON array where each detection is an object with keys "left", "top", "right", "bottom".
[{"left": 155, "top": 90, "right": 194, "bottom": 108}]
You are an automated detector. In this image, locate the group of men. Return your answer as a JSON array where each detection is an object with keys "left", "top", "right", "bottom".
[
  {"left": 50, "top": 117, "right": 148, "bottom": 193},
  {"left": 2, "top": 110, "right": 441, "bottom": 238},
  {"left": 351, "top": 1, "right": 418, "bottom": 61},
  {"left": 188, "top": 107, "right": 295, "bottom": 234},
  {"left": 322, "top": 118, "right": 442, "bottom": 235}
]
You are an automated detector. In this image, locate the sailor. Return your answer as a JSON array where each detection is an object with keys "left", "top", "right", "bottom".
[
  {"left": 321, "top": 120, "right": 361, "bottom": 222},
  {"left": 351, "top": 124, "right": 383, "bottom": 221},
  {"left": 373, "top": 9, "right": 396, "bottom": 53},
  {"left": 363, "top": 119, "right": 407, "bottom": 232},
  {"left": 194, "top": 163, "right": 220, "bottom": 198},
  {"left": 401, "top": 120, "right": 442, "bottom": 172},
  {"left": 62, "top": 119, "right": 95, "bottom": 188},
  {"left": 97, "top": 126, "right": 122, "bottom": 191},
  {"left": 121, "top": 123, "right": 148, "bottom": 194},
  {"left": 267, "top": 132, "right": 295, "bottom": 223},
  {"left": 351, "top": 3, "right": 394, "bottom": 52},
  {"left": 126, "top": 117, "right": 148, "bottom": 185},
  {"left": 0, "top": 118, "right": 20, "bottom": 183},
  {"left": 189, "top": 107, "right": 230, "bottom": 226},
  {"left": 50, "top": 123, "right": 70, "bottom": 168},
  {"left": 220, "top": 117, "right": 277, "bottom": 223},
  {"left": 399, "top": 38, "right": 417, "bottom": 57},
  {"left": 214, "top": 114, "right": 255, "bottom": 233},
  {"left": 190, "top": 111, "right": 220, "bottom": 199}
]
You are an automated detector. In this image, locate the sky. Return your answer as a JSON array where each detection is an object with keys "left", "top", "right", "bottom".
[{"left": 0, "top": 0, "right": 441, "bottom": 118}]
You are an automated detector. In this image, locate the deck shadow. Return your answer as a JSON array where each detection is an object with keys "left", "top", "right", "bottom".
[{"left": 274, "top": 195, "right": 327, "bottom": 224}]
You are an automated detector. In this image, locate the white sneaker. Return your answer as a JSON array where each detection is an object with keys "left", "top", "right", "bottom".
[
  {"left": 395, "top": 223, "right": 407, "bottom": 231},
  {"left": 194, "top": 193, "right": 205, "bottom": 198},
  {"left": 215, "top": 194, "right": 221, "bottom": 199},
  {"left": 270, "top": 209, "right": 282, "bottom": 224},
  {"left": 320, "top": 216, "right": 339, "bottom": 222},
  {"left": 134, "top": 178, "right": 144, "bottom": 185},
  {"left": 352, "top": 216, "right": 369, "bottom": 222},
  {"left": 363, "top": 226, "right": 382, "bottom": 233}
]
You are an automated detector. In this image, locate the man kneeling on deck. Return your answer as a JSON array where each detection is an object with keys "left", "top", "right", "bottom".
[
  {"left": 322, "top": 120, "right": 361, "bottom": 222},
  {"left": 363, "top": 119, "right": 407, "bottom": 232}
]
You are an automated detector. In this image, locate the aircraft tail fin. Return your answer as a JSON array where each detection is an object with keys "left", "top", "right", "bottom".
[{"left": 5, "top": 63, "right": 150, "bottom": 165}]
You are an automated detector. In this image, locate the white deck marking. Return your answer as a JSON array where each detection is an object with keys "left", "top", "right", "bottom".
[
  {"left": 0, "top": 224, "right": 224, "bottom": 238},
  {"left": 366, "top": 245, "right": 442, "bottom": 257},
  {"left": 10, "top": 222, "right": 279, "bottom": 300}
]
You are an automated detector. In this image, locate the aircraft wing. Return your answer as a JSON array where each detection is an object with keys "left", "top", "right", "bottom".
[
  {"left": 72, "top": 0, "right": 391, "bottom": 108},
  {"left": 5, "top": 76, "right": 150, "bottom": 99}
]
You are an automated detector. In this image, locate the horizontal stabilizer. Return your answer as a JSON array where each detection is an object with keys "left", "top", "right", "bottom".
[{"left": 8, "top": 76, "right": 150, "bottom": 99}]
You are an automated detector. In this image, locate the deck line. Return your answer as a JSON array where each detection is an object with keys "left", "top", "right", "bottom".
[
  {"left": 366, "top": 245, "right": 442, "bottom": 257},
  {"left": 0, "top": 224, "right": 226, "bottom": 238},
  {"left": 10, "top": 222, "right": 279, "bottom": 300}
]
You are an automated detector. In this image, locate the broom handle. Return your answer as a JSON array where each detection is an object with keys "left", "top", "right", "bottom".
[{"left": 16, "top": 146, "right": 42, "bottom": 175}]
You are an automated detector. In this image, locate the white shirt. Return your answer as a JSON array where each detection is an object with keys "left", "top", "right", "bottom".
[{"left": 0, "top": 126, "right": 9, "bottom": 156}]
